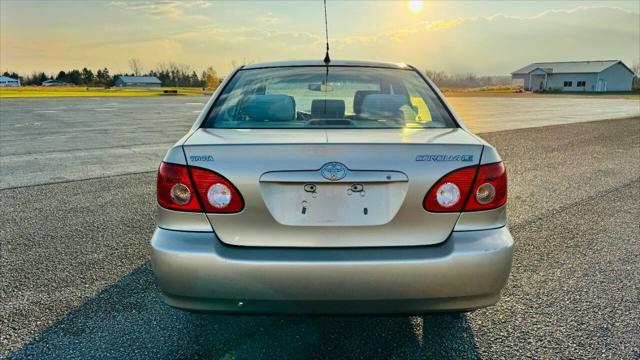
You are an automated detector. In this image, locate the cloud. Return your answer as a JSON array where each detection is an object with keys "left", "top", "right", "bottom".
[
  {"left": 256, "top": 12, "right": 280, "bottom": 26},
  {"left": 328, "top": 6, "right": 638, "bottom": 47},
  {"left": 2, "top": 4, "right": 638, "bottom": 75},
  {"left": 305, "top": 6, "right": 639, "bottom": 74},
  {"left": 120, "top": 5, "right": 639, "bottom": 74},
  {"left": 110, "top": 1, "right": 210, "bottom": 19}
]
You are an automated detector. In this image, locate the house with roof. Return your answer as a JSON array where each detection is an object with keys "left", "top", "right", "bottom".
[
  {"left": 0, "top": 75, "right": 20, "bottom": 87},
  {"left": 114, "top": 76, "right": 162, "bottom": 87},
  {"left": 511, "top": 60, "right": 634, "bottom": 92}
]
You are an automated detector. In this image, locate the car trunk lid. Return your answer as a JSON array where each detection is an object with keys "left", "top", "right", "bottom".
[{"left": 183, "top": 128, "right": 483, "bottom": 247}]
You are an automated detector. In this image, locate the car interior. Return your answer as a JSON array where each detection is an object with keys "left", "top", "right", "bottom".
[
  {"left": 207, "top": 67, "right": 453, "bottom": 128},
  {"left": 236, "top": 92, "right": 415, "bottom": 125}
]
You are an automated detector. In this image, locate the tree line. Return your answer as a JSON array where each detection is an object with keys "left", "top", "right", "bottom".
[
  {"left": 424, "top": 69, "right": 512, "bottom": 89},
  {"left": 2, "top": 59, "right": 222, "bottom": 89},
  {"left": 2, "top": 67, "right": 514, "bottom": 89},
  {"left": 5, "top": 62, "right": 638, "bottom": 90}
]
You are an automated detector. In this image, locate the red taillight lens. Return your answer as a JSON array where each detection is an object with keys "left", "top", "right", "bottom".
[
  {"left": 423, "top": 162, "right": 507, "bottom": 213},
  {"left": 190, "top": 167, "right": 244, "bottom": 213},
  {"left": 423, "top": 166, "right": 476, "bottom": 212},
  {"left": 157, "top": 163, "right": 244, "bottom": 213},
  {"left": 465, "top": 162, "right": 507, "bottom": 211},
  {"left": 157, "top": 162, "right": 201, "bottom": 212}
]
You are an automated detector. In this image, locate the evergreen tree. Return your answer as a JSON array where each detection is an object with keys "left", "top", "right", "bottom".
[
  {"left": 56, "top": 71, "right": 67, "bottom": 82},
  {"left": 81, "top": 68, "right": 94, "bottom": 85}
]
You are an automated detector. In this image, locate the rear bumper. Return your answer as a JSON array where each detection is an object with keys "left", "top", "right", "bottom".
[{"left": 151, "top": 227, "right": 513, "bottom": 314}]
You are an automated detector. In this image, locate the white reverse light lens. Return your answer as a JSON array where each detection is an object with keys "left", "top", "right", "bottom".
[
  {"left": 170, "top": 183, "right": 191, "bottom": 205},
  {"left": 207, "top": 183, "right": 232, "bottom": 208},
  {"left": 476, "top": 183, "right": 496, "bottom": 204},
  {"left": 436, "top": 182, "right": 460, "bottom": 208}
]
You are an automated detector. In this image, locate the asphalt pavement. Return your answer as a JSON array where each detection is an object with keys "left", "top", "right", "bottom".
[
  {"left": 1, "top": 96, "right": 638, "bottom": 188},
  {"left": 0, "top": 97, "right": 205, "bottom": 189},
  {"left": 1, "top": 117, "right": 638, "bottom": 359},
  {"left": 446, "top": 95, "right": 640, "bottom": 132}
]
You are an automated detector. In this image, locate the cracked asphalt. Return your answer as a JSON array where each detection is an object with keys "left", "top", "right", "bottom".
[{"left": 1, "top": 113, "right": 639, "bottom": 359}]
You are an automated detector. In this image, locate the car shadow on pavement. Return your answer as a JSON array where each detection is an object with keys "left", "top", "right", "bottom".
[{"left": 9, "top": 262, "right": 480, "bottom": 360}]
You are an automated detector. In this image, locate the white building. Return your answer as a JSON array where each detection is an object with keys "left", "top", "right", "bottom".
[
  {"left": 114, "top": 76, "right": 161, "bottom": 87},
  {"left": 0, "top": 75, "right": 20, "bottom": 87},
  {"left": 511, "top": 60, "right": 634, "bottom": 92}
]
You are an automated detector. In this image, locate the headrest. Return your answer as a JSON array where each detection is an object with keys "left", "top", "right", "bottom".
[
  {"left": 353, "top": 90, "right": 380, "bottom": 114},
  {"left": 240, "top": 95, "right": 295, "bottom": 122},
  {"left": 360, "top": 94, "right": 409, "bottom": 120},
  {"left": 311, "top": 99, "right": 345, "bottom": 119}
]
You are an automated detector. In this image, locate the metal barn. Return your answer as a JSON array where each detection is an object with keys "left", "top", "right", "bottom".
[{"left": 511, "top": 60, "right": 634, "bottom": 92}]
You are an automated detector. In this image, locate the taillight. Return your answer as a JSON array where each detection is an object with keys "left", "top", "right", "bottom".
[
  {"left": 157, "top": 162, "right": 201, "bottom": 212},
  {"left": 157, "top": 162, "right": 244, "bottom": 213},
  {"left": 465, "top": 162, "right": 507, "bottom": 211},
  {"left": 423, "top": 166, "right": 476, "bottom": 212},
  {"left": 423, "top": 162, "right": 507, "bottom": 212},
  {"left": 190, "top": 167, "right": 244, "bottom": 213}
]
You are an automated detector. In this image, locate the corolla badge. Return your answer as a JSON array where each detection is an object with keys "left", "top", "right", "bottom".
[
  {"left": 416, "top": 154, "right": 473, "bottom": 162},
  {"left": 320, "top": 162, "right": 347, "bottom": 181}
]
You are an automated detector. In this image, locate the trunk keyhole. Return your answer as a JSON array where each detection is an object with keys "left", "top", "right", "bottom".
[
  {"left": 363, "top": 207, "right": 368, "bottom": 215},
  {"left": 350, "top": 184, "right": 364, "bottom": 192}
]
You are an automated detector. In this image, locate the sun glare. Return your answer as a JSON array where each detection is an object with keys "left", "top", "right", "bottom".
[{"left": 408, "top": 0, "right": 423, "bottom": 14}]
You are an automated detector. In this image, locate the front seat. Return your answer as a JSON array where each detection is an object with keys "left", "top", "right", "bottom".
[
  {"left": 311, "top": 99, "right": 345, "bottom": 119},
  {"left": 359, "top": 94, "right": 409, "bottom": 122},
  {"left": 239, "top": 94, "right": 296, "bottom": 122},
  {"left": 353, "top": 90, "right": 380, "bottom": 115}
]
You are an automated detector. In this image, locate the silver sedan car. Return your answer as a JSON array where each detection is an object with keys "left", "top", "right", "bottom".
[{"left": 151, "top": 60, "right": 513, "bottom": 314}]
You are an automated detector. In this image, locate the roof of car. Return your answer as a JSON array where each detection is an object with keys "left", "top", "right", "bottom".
[{"left": 242, "top": 59, "right": 412, "bottom": 70}]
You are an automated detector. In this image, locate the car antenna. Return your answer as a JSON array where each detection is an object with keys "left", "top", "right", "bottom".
[
  {"left": 323, "top": 0, "right": 331, "bottom": 64},
  {"left": 321, "top": 0, "right": 331, "bottom": 113}
]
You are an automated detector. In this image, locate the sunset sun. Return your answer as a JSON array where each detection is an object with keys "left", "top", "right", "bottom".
[{"left": 408, "top": 0, "right": 423, "bottom": 13}]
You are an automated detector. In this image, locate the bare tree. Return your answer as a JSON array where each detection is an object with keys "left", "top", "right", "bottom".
[
  {"left": 128, "top": 58, "right": 144, "bottom": 76},
  {"left": 424, "top": 69, "right": 448, "bottom": 85},
  {"left": 632, "top": 63, "right": 640, "bottom": 91},
  {"left": 229, "top": 60, "right": 240, "bottom": 73},
  {"left": 424, "top": 68, "right": 511, "bottom": 89},
  {"left": 156, "top": 62, "right": 169, "bottom": 73},
  {"left": 228, "top": 59, "right": 256, "bottom": 73},
  {"left": 154, "top": 62, "right": 196, "bottom": 86}
]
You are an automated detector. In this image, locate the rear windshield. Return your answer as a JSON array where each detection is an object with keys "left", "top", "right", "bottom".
[{"left": 203, "top": 66, "right": 457, "bottom": 129}]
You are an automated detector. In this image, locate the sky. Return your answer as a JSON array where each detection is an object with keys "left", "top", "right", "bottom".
[{"left": 1, "top": 0, "right": 639, "bottom": 76}]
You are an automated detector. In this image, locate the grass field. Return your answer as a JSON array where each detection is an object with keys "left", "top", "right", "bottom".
[
  {"left": 0, "top": 86, "right": 209, "bottom": 98},
  {"left": 2, "top": 85, "right": 638, "bottom": 100}
]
